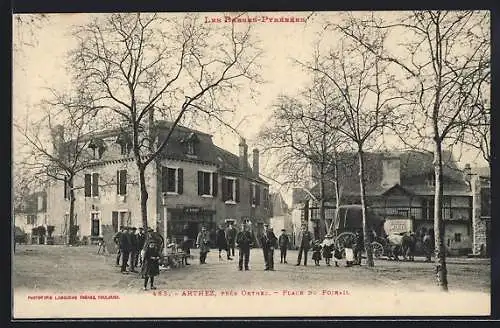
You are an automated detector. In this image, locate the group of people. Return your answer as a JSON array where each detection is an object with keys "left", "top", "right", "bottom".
[{"left": 113, "top": 226, "right": 164, "bottom": 290}]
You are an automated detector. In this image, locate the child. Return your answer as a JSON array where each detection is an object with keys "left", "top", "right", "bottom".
[
  {"left": 181, "top": 235, "right": 191, "bottom": 266},
  {"left": 321, "top": 235, "right": 334, "bottom": 266},
  {"left": 142, "top": 240, "right": 160, "bottom": 290},
  {"left": 312, "top": 240, "right": 322, "bottom": 266},
  {"left": 344, "top": 238, "right": 355, "bottom": 267},
  {"left": 333, "top": 245, "right": 343, "bottom": 267}
]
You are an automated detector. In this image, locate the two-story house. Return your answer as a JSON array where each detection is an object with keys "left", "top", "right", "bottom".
[
  {"left": 13, "top": 191, "right": 49, "bottom": 244},
  {"left": 292, "top": 151, "right": 474, "bottom": 255},
  {"left": 46, "top": 121, "right": 271, "bottom": 247}
]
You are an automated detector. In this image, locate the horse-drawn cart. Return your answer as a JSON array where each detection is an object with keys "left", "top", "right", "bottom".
[{"left": 329, "top": 205, "right": 386, "bottom": 259}]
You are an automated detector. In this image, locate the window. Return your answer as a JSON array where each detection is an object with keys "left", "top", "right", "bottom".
[
  {"left": 187, "top": 142, "right": 195, "bottom": 155},
  {"left": 120, "top": 142, "right": 131, "bottom": 156},
  {"left": 84, "top": 173, "right": 99, "bottom": 197},
  {"left": 198, "top": 171, "right": 217, "bottom": 197},
  {"left": 90, "top": 212, "right": 100, "bottom": 237},
  {"left": 397, "top": 209, "right": 409, "bottom": 217},
  {"left": 250, "top": 183, "right": 261, "bottom": 206},
  {"left": 427, "top": 175, "right": 435, "bottom": 187},
  {"left": 162, "top": 167, "right": 184, "bottom": 194},
  {"left": 37, "top": 195, "right": 44, "bottom": 211},
  {"left": 112, "top": 211, "right": 130, "bottom": 232},
  {"left": 454, "top": 233, "right": 462, "bottom": 243},
  {"left": 222, "top": 177, "right": 239, "bottom": 203},
  {"left": 263, "top": 188, "right": 269, "bottom": 208},
  {"left": 27, "top": 214, "right": 36, "bottom": 225},
  {"left": 116, "top": 170, "right": 127, "bottom": 195}
]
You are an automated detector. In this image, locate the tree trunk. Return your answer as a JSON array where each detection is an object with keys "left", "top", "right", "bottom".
[
  {"left": 68, "top": 176, "right": 77, "bottom": 245},
  {"left": 357, "top": 148, "right": 374, "bottom": 267},
  {"left": 319, "top": 177, "right": 326, "bottom": 240},
  {"left": 332, "top": 157, "right": 341, "bottom": 237},
  {"left": 139, "top": 165, "right": 149, "bottom": 231},
  {"left": 433, "top": 138, "right": 448, "bottom": 291}
]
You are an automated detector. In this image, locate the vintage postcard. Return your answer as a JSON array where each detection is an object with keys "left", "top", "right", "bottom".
[{"left": 12, "top": 11, "right": 491, "bottom": 318}]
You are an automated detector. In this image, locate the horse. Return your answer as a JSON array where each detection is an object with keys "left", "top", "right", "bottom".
[
  {"left": 386, "top": 232, "right": 417, "bottom": 261},
  {"left": 401, "top": 232, "right": 417, "bottom": 261}
]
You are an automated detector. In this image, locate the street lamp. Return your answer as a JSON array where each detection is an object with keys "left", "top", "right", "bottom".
[{"left": 161, "top": 192, "right": 168, "bottom": 257}]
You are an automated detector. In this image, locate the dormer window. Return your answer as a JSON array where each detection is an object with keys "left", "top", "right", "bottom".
[
  {"left": 116, "top": 131, "right": 132, "bottom": 156},
  {"left": 182, "top": 132, "right": 199, "bottom": 157},
  {"left": 88, "top": 138, "right": 106, "bottom": 159}
]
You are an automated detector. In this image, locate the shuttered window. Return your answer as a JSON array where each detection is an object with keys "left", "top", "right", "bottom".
[
  {"left": 117, "top": 170, "right": 127, "bottom": 195},
  {"left": 222, "top": 177, "right": 240, "bottom": 203},
  {"left": 198, "top": 171, "right": 213, "bottom": 196},
  {"left": 84, "top": 174, "right": 91, "bottom": 197},
  {"left": 162, "top": 167, "right": 183, "bottom": 194}
]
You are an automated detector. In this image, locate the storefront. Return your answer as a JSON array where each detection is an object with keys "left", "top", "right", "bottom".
[{"left": 167, "top": 207, "right": 216, "bottom": 244}]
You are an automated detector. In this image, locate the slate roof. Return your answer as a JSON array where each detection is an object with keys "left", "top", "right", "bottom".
[{"left": 303, "top": 150, "right": 469, "bottom": 202}]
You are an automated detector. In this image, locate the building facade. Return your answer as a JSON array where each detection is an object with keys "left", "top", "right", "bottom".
[
  {"left": 13, "top": 191, "right": 51, "bottom": 244},
  {"left": 292, "top": 151, "right": 481, "bottom": 255},
  {"left": 45, "top": 121, "right": 271, "bottom": 247}
]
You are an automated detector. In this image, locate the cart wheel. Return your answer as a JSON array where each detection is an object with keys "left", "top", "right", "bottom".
[
  {"left": 371, "top": 241, "right": 384, "bottom": 259},
  {"left": 334, "top": 232, "right": 356, "bottom": 254}
]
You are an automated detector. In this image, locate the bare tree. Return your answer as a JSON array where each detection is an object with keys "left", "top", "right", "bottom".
[
  {"left": 337, "top": 11, "right": 490, "bottom": 289},
  {"left": 259, "top": 75, "right": 349, "bottom": 239},
  {"left": 69, "top": 13, "right": 261, "bottom": 230},
  {"left": 300, "top": 24, "right": 404, "bottom": 267},
  {"left": 14, "top": 88, "right": 112, "bottom": 245}
]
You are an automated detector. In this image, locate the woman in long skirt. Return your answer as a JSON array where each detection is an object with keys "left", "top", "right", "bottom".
[{"left": 142, "top": 240, "right": 160, "bottom": 290}]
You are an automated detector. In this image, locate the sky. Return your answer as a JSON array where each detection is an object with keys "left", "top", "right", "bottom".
[{"left": 12, "top": 12, "right": 489, "bottom": 206}]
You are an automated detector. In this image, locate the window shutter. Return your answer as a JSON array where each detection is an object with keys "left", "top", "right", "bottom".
[
  {"left": 64, "top": 177, "right": 68, "bottom": 199},
  {"left": 222, "top": 178, "right": 228, "bottom": 201},
  {"left": 197, "top": 171, "right": 203, "bottom": 195},
  {"left": 178, "top": 168, "right": 184, "bottom": 195},
  {"left": 116, "top": 170, "right": 120, "bottom": 194},
  {"left": 250, "top": 184, "right": 254, "bottom": 204},
  {"left": 92, "top": 173, "right": 99, "bottom": 196},
  {"left": 212, "top": 173, "right": 218, "bottom": 196},
  {"left": 235, "top": 179, "right": 240, "bottom": 202},
  {"left": 84, "top": 174, "right": 91, "bottom": 197},
  {"left": 255, "top": 185, "right": 261, "bottom": 205},
  {"left": 120, "top": 170, "right": 127, "bottom": 195},
  {"left": 161, "top": 167, "right": 168, "bottom": 192}
]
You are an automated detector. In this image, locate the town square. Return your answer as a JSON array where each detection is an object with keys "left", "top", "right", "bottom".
[{"left": 12, "top": 11, "right": 491, "bottom": 318}]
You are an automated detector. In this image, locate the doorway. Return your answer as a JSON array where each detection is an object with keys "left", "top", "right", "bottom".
[{"left": 91, "top": 212, "right": 100, "bottom": 237}]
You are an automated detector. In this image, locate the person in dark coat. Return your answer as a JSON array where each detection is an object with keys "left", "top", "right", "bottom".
[
  {"left": 129, "top": 227, "right": 138, "bottom": 272},
  {"left": 119, "top": 227, "right": 131, "bottom": 273},
  {"left": 312, "top": 240, "right": 322, "bottom": 266},
  {"left": 261, "top": 225, "right": 278, "bottom": 271},
  {"left": 216, "top": 224, "right": 232, "bottom": 261},
  {"left": 181, "top": 235, "right": 191, "bottom": 265},
  {"left": 354, "top": 229, "right": 364, "bottom": 265},
  {"left": 136, "top": 227, "right": 146, "bottom": 266},
  {"left": 278, "top": 229, "right": 290, "bottom": 264},
  {"left": 236, "top": 223, "right": 253, "bottom": 271},
  {"left": 225, "top": 222, "right": 237, "bottom": 257},
  {"left": 196, "top": 226, "right": 211, "bottom": 264},
  {"left": 423, "top": 229, "right": 434, "bottom": 262},
  {"left": 295, "top": 224, "right": 313, "bottom": 266},
  {"left": 142, "top": 240, "right": 160, "bottom": 290},
  {"left": 321, "top": 234, "right": 334, "bottom": 266},
  {"left": 113, "top": 226, "right": 125, "bottom": 267}
]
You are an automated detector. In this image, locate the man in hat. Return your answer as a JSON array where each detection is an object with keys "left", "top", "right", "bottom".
[
  {"left": 295, "top": 224, "right": 313, "bottom": 266},
  {"left": 129, "top": 227, "right": 138, "bottom": 272},
  {"left": 113, "top": 226, "right": 126, "bottom": 267},
  {"left": 353, "top": 229, "right": 364, "bottom": 266},
  {"left": 196, "top": 226, "right": 210, "bottom": 264},
  {"left": 278, "top": 229, "right": 290, "bottom": 264},
  {"left": 119, "top": 227, "right": 131, "bottom": 273},
  {"left": 236, "top": 222, "right": 253, "bottom": 270},
  {"left": 260, "top": 224, "right": 278, "bottom": 271},
  {"left": 225, "top": 222, "right": 237, "bottom": 257}
]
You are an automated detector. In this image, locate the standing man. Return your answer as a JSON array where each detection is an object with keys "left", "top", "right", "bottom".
[
  {"left": 119, "top": 227, "right": 131, "bottom": 274},
  {"left": 113, "top": 226, "right": 125, "bottom": 267},
  {"left": 225, "top": 222, "right": 237, "bottom": 257},
  {"left": 261, "top": 225, "right": 278, "bottom": 271},
  {"left": 216, "top": 224, "right": 232, "bottom": 261},
  {"left": 295, "top": 224, "right": 313, "bottom": 266},
  {"left": 353, "top": 229, "right": 364, "bottom": 266},
  {"left": 236, "top": 223, "right": 253, "bottom": 271},
  {"left": 196, "top": 226, "right": 211, "bottom": 264},
  {"left": 279, "top": 229, "right": 290, "bottom": 264},
  {"left": 136, "top": 227, "right": 146, "bottom": 267},
  {"left": 129, "top": 227, "right": 138, "bottom": 272}
]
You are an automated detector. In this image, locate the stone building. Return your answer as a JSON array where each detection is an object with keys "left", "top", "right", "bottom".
[
  {"left": 13, "top": 191, "right": 51, "bottom": 244},
  {"left": 467, "top": 166, "right": 491, "bottom": 256},
  {"left": 45, "top": 121, "right": 271, "bottom": 247},
  {"left": 292, "top": 151, "right": 478, "bottom": 255}
]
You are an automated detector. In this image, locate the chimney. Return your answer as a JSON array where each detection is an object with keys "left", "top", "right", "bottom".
[
  {"left": 463, "top": 163, "right": 472, "bottom": 183},
  {"left": 238, "top": 137, "right": 248, "bottom": 170},
  {"left": 381, "top": 155, "right": 401, "bottom": 187},
  {"left": 252, "top": 148, "right": 260, "bottom": 176}
]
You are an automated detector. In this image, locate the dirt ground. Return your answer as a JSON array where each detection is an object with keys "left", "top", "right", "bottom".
[{"left": 12, "top": 244, "right": 490, "bottom": 295}]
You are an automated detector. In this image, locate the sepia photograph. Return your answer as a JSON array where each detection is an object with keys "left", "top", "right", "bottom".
[{"left": 12, "top": 10, "right": 491, "bottom": 318}]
